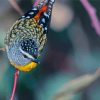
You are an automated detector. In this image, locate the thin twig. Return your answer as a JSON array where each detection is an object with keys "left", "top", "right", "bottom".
[
  {"left": 54, "top": 68, "right": 100, "bottom": 100},
  {"left": 33, "top": 0, "right": 40, "bottom": 6},
  {"left": 10, "top": 69, "right": 19, "bottom": 100},
  {"left": 80, "top": 0, "right": 100, "bottom": 35},
  {"left": 8, "top": 0, "right": 40, "bottom": 15},
  {"left": 8, "top": 0, "right": 24, "bottom": 15}
]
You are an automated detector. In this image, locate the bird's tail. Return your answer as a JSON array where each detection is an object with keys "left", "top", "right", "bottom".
[
  {"left": 38, "top": 0, "right": 55, "bottom": 34},
  {"left": 45, "top": 0, "right": 55, "bottom": 15},
  {"left": 36, "top": 0, "right": 48, "bottom": 8},
  {"left": 35, "top": 0, "right": 55, "bottom": 11}
]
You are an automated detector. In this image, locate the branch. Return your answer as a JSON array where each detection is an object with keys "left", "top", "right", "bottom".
[
  {"left": 33, "top": 0, "right": 40, "bottom": 6},
  {"left": 54, "top": 68, "right": 100, "bottom": 100},
  {"left": 8, "top": 0, "right": 40, "bottom": 15},
  {"left": 80, "top": 0, "right": 100, "bottom": 36}
]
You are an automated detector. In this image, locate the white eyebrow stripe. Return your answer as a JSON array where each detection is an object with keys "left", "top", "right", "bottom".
[{"left": 19, "top": 48, "right": 35, "bottom": 60}]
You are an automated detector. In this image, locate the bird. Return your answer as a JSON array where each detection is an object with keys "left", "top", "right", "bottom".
[{"left": 5, "top": 0, "right": 55, "bottom": 72}]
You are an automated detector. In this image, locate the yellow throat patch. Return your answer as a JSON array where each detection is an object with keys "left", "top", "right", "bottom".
[{"left": 11, "top": 62, "right": 37, "bottom": 72}]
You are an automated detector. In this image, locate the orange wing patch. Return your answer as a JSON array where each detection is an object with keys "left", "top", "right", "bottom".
[{"left": 34, "top": 5, "right": 47, "bottom": 21}]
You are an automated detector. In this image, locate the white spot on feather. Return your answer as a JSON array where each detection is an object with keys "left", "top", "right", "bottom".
[
  {"left": 44, "top": 13, "right": 49, "bottom": 18},
  {"left": 42, "top": 18, "right": 45, "bottom": 23},
  {"left": 29, "top": 12, "right": 34, "bottom": 15},
  {"left": 26, "top": 16, "right": 30, "bottom": 18}
]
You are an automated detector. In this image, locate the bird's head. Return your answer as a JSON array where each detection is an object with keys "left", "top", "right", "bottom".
[
  {"left": 16, "top": 38, "right": 39, "bottom": 71},
  {"left": 6, "top": 38, "right": 39, "bottom": 72}
]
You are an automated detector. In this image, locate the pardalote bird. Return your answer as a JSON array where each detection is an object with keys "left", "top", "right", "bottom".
[{"left": 5, "top": 0, "right": 55, "bottom": 72}]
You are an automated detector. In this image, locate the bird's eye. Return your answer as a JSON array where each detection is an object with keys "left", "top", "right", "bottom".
[{"left": 23, "top": 54, "right": 28, "bottom": 58}]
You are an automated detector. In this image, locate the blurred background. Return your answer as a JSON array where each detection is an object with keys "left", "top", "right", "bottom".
[{"left": 0, "top": 0, "right": 100, "bottom": 100}]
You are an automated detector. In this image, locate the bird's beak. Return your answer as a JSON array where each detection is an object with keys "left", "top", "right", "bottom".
[{"left": 33, "top": 58, "right": 40, "bottom": 64}]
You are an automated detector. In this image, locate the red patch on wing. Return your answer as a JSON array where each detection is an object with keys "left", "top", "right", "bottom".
[{"left": 34, "top": 5, "right": 47, "bottom": 21}]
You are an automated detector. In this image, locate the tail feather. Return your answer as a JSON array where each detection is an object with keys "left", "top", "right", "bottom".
[
  {"left": 38, "top": 0, "right": 55, "bottom": 34},
  {"left": 19, "top": 0, "right": 49, "bottom": 20},
  {"left": 46, "top": 0, "right": 55, "bottom": 15},
  {"left": 36, "top": 0, "right": 48, "bottom": 9}
]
